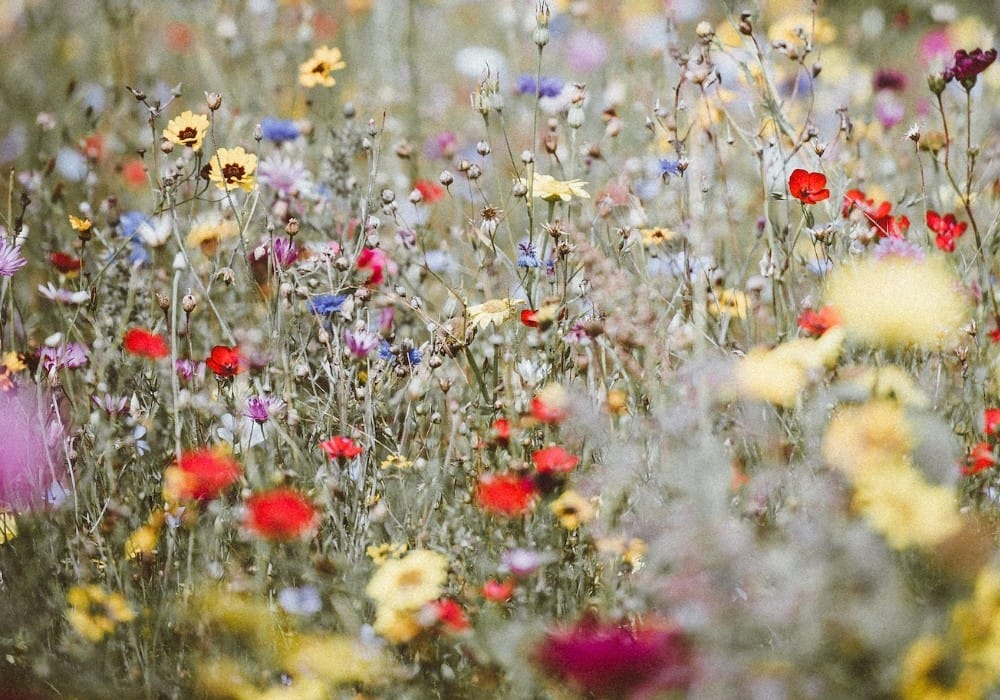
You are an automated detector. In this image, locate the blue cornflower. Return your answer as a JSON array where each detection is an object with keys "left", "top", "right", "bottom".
[
  {"left": 517, "top": 239, "right": 542, "bottom": 268},
  {"left": 128, "top": 240, "right": 150, "bottom": 267},
  {"left": 378, "top": 341, "right": 421, "bottom": 367},
  {"left": 118, "top": 210, "right": 149, "bottom": 239},
  {"left": 658, "top": 158, "right": 682, "bottom": 180},
  {"left": 308, "top": 294, "right": 346, "bottom": 315},
  {"left": 515, "top": 74, "right": 565, "bottom": 98},
  {"left": 260, "top": 117, "right": 300, "bottom": 143}
]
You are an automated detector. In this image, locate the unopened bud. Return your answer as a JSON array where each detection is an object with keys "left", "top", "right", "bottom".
[
  {"left": 160, "top": 140, "right": 174, "bottom": 154},
  {"left": 157, "top": 293, "right": 170, "bottom": 310},
  {"left": 182, "top": 293, "right": 197, "bottom": 313},
  {"left": 205, "top": 92, "right": 223, "bottom": 111},
  {"left": 285, "top": 218, "right": 299, "bottom": 236},
  {"left": 439, "top": 170, "right": 454, "bottom": 187}
]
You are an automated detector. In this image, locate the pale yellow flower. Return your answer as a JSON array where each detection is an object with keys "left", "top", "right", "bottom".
[
  {"left": 162, "top": 110, "right": 210, "bottom": 152},
  {"left": 824, "top": 256, "right": 969, "bottom": 350},
  {"left": 298, "top": 46, "right": 346, "bottom": 88},
  {"left": 366, "top": 542, "right": 408, "bottom": 565},
  {"left": 640, "top": 227, "right": 678, "bottom": 247},
  {"left": 709, "top": 288, "right": 749, "bottom": 319},
  {"left": 186, "top": 217, "right": 239, "bottom": 252},
  {"left": 467, "top": 298, "right": 524, "bottom": 330},
  {"left": 524, "top": 172, "right": 590, "bottom": 202},
  {"left": 735, "top": 327, "right": 845, "bottom": 407},
  {"left": 124, "top": 524, "right": 159, "bottom": 560},
  {"left": 952, "top": 567, "right": 1000, "bottom": 678},
  {"left": 822, "top": 399, "right": 913, "bottom": 479},
  {"left": 208, "top": 146, "right": 258, "bottom": 192},
  {"left": 767, "top": 13, "right": 837, "bottom": 44},
  {"left": 372, "top": 605, "right": 423, "bottom": 643},
  {"left": 0, "top": 511, "right": 16, "bottom": 544},
  {"left": 66, "top": 584, "right": 136, "bottom": 642},
  {"left": 380, "top": 454, "right": 413, "bottom": 470},
  {"left": 365, "top": 549, "right": 447, "bottom": 611},
  {"left": 280, "top": 633, "right": 388, "bottom": 686},
  {"left": 549, "top": 490, "right": 595, "bottom": 530}
]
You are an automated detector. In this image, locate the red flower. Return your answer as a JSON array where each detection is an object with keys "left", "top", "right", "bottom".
[
  {"left": 475, "top": 473, "right": 538, "bottom": 516},
  {"left": 244, "top": 488, "right": 318, "bottom": 541},
  {"left": 166, "top": 448, "right": 242, "bottom": 501},
  {"left": 984, "top": 409, "right": 1000, "bottom": 436},
  {"left": 797, "top": 306, "right": 841, "bottom": 337},
  {"left": 357, "top": 247, "right": 390, "bottom": 286},
  {"left": 425, "top": 598, "right": 470, "bottom": 632},
  {"left": 962, "top": 442, "right": 997, "bottom": 476},
  {"left": 491, "top": 418, "right": 512, "bottom": 446},
  {"left": 319, "top": 435, "right": 363, "bottom": 459},
  {"left": 205, "top": 345, "right": 246, "bottom": 377},
  {"left": 530, "top": 385, "right": 569, "bottom": 424},
  {"left": 534, "top": 615, "right": 695, "bottom": 698},
  {"left": 520, "top": 309, "right": 540, "bottom": 328},
  {"left": 842, "top": 189, "right": 910, "bottom": 238},
  {"left": 414, "top": 179, "right": 445, "bottom": 204},
  {"left": 788, "top": 169, "right": 830, "bottom": 204},
  {"left": 49, "top": 251, "right": 82, "bottom": 274},
  {"left": 123, "top": 328, "right": 170, "bottom": 359},
  {"left": 927, "top": 210, "right": 967, "bottom": 252},
  {"left": 482, "top": 578, "right": 516, "bottom": 602},
  {"left": 532, "top": 446, "right": 580, "bottom": 474}
]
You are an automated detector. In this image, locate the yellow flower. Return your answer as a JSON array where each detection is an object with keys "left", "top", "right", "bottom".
[
  {"left": 952, "top": 567, "right": 1000, "bottom": 678},
  {"left": 208, "top": 146, "right": 258, "bottom": 192},
  {"left": 524, "top": 172, "right": 591, "bottom": 202},
  {"left": 124, "top": 523, "right": 159, "bottom": 560},
  {"left": 549, "top": 490, "right": 595, "bottom": 530},
  {"left": 1, "top": 352, "right": 25, "bottom": 373},
  {"left": 710, "top": 288, "right": 749, "bottom": 319},
  {"left": 899, "top": 636, "right": 987, "bottom": 700},
  {"left": 366, "top": 542, "right": 408, "bottom": 565},
  {"left": 822, "top": 400, "right": 914, "bottom": 479},
  {"left": 640, "top": 227, "right": 678, "bottom": 246},
  {"left": 66, "top": 584, "right": 136, "bottom": 642},
  {"left": 838, "top": 365, "right": 931, "bottom": 409},
  {"left": 280, "top": 633, "right": 388, "bottom": 686},
  {"left": 467, "top": 298, "right": 524, "bottom": 330},
  {"left": 68, "top": 215, "right": 92, "bottom": 232},
  {"left": 162, "top": 110, "right": 210, "bottom": 152},
  {"left": 767, "top": 13, "right": 837, "bottom": 44},
  {"left": 380, "top": 454, "right": 413, "bottom": 470},
  {"left": 0, "top": 511, "right": 16, "bottom": 544},
  {"left": 365, "top": 549, "right": 447, "bottom": 612},
  {"left": 824, "top": 256, "right": 969, "bottom": 350},
  {"left": 185, "top": 217, "right": 239, "bottom": 253},
  {"left": 851, "top": 459, "right": 962, "bottom": 550},
  {"left": 372, "top": 605, "right": 423, "bottom": 643},
  {"left": 298, "top": 46, "right": 346, "bottom": 88},
  {"left": 735, "top": 328, "right": 845, "bottom": 407}
]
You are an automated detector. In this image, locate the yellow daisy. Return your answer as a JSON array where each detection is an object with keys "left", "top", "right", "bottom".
[
  {"left": 299, "top": 46, "right": 346, "bottom": 88},
  {"left": 162, "top": 110, "right": 210, "bottom": 151},
  {"left": 208, "top": 147, "right": 258, "bottom": 192}
]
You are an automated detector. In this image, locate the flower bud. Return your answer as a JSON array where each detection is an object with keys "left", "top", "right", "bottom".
[
  {"left": 205, "top": 92, "right": 223, "bottom": 111},
  {"left": 182, "top": 293, "right": 197, "bottom": 313}
]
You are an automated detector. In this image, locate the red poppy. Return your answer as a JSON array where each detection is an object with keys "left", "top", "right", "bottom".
[
  {"left": 319, "top": 435, "right": 363, "bottom": 459},
  {"left": 520, "top": 309, "right": 540, "bottom": 328},
  {"left": 49, "top": 251, "right": 82, "bottom": 274},
  {"left": 797, "top": 306, "right": 841, "bottom": 337},
  {"left": 244, "top": 488, "right": 318, "bottom": 541},
  {"left": 962, "top": 442, "right": 997, "bottom": 476},
  {"left": 205, "top": 345, "right": 246, "bottom": 377},
  {"left": 475, "top": 473, "right": 538, "bottom": 516},
  {"left": 426, "top": 598, "right": 470, "bottom": 632},
  {"left": 357, "top": 247, "right": 389, "bottom": 286},
  {"left": 842, "top": 189, "right": 910, "bottom": 238},
  {"left": 123, "top": 328, "right": 170, "bottom": 359},
  {"left": 530, "top": 391, "right": 569, "bottom": 424},
  {"left": 532, "top": 446, "right": 580, "bottom": 474},
  {"left": 414, "top": 179, "right": 445, "bottom": 204},
  {"left": 788, "top": 169, "right": 830, "bottom": 204},
  {"left": 167, "top": 448, "right": 242, "bottom": 501},
  {"left": 491, "top": 418, "right": 512, "bottom": 445},
  {"left": 482, "top": 578, "right": 515, "bottom": 602},
  {"left": 984, "top": 409, "right": 1000, "bottom": 436},
  {"left": 927, "top": 210, "right": 967, "bottom": 252}
]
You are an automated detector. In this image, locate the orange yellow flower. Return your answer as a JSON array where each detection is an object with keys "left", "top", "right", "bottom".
[
  {"left": 208, "top": 146, "right": 258, "bottom": 192},
  {"left": 298, "top": 46, "right": 346, "bottom": 88},
  {"left": 162, "top": 110, "right": 210, "bottom": 151}
]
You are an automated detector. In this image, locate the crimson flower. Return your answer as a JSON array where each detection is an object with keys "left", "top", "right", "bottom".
[
  {"left": 123, "top": 328, "right": 170, "bottom": 359},
  {"left": 984, "top": 408, "right": 1000, "bottom": 436},
  {"left": 797, "top": 306, "right": 841, "bottom": 337},
  {"left": 842, "top": 189, "right": 910, "bottom": 238},
  {"left": 475, "top": 473, "right": 538, "bottom": 516},
  {"left": 425, "top": 598, "right": 470, "bottom": 633},
  {"left": 788, "top": 169, "right": 830, "bottom": 204},
  {"left": 49, "top": 251, "right": 82, "bottom": 274},
  {"left": 319, "top": 435, "right": 363, "bottom": 459},
  {"left": 205, "top": 345, "right": 246, "bottom": 377},
  {"left": 962, "top": 442, "right": 997, "bottom": 476},
  {"left": 520, "top": 309, "right": 539, "bottom": 328},
  {"left": 927, "top": 210, "right": 967, "bottom": 253},
  {"left": 532, "top": 446, "right": 580, "bottom": 474},
  {"left": 945, "top": 48, "right": 997, "bottom": 86},
  {"left": 534, "top": 615, "right": 695, "bottom": 699},
  {"left": 357, "top": 247, "right": 390, "bottom": 286},
  {"left": 490, "top": 418, "right": 512, "bottom": 446},
  {"left": 165, "top": 448, "right": 242, "bottom": 501},
  {"left": 244, "top": 488, "right": 318, "bottom": 541}
]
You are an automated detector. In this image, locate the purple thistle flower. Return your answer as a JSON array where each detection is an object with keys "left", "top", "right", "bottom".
[
  {"left": 0, "top": 238, "right": 28, "bottom": 277},
  {"left": 344, "top": 329, "right": 380, "bottom": 359},
  {"left": 176, "top": 358, "right": 199, "bottom": 381},
  {"left": 242, "top": 394, "right": 286, "bottom": 424}
]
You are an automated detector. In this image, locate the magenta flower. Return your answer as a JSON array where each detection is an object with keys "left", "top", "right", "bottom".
[
  {"left": 535, "top": 615, "right": 695, "bottom": 699},
  {"left": 0, "top": 384, "right": 67, "bottom": 511},
  {"left": 945, "top": 47, "right": 997, "bottom": 86},
  {"left": 38, "top": 342, "right": 87, "bottom": 373},
  {"left": 344, "top": 329, "right": 380, "bottom": 359},
  {"left": 0, "top": 237, "right": 28, "bottom": 277},
  {"left": 242, "top": 394, "right": 286, "bottom": 424}
]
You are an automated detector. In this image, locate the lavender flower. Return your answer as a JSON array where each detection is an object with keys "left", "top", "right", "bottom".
[
  {"left": 176, "top": 358, "right": 199, "bottom": 381},
  {"left": 0, "top": 238, "right": 28, "bottom": 277},
  {"left": 278, "top": 585, "right": 322, "bottom": 616},
  {"left": 658, "top": 158, "right": 682, "bottom": 180},
  {"left": 242, "top": 394, "right": 286, "bottom": 424},
  {"left": 515, "top": 74, "right": 565, "bottom": 98},
  {"left": 38, "top": 284, "right": 89, "bottom": 305},
  {"left": 872, "top": 237, "right": 925, "bottom": 261},
  {"left": 502, "top": 548, "right": 542, "bottom": 577},
  {"left": 91, "top": 393, "right": 129, "bottom": 417},
  {"left": 39, "top": 343, "right": 88, "bottom": 373},
  {"left": 0, "top": 383, "right": 67, "bottom": 511},
  {"left": 517, "top": 239, "right": 542, "bottom": 268},
  {"left": 345, "top": 329, "right": 380, "bottom": 358},
  {"left": 257, "top": 154, "right": 313, "bottom": 198}
]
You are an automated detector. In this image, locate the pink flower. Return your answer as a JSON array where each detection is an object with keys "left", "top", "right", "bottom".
[
  {"left": 357, "top": 247, "right": 392, "bottom": 286},
  {"left": 0, "top": 383, "right": 67, "bottom": 511}
]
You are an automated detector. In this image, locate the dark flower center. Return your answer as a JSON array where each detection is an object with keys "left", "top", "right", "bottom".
[
  {"left": 312, "top": 61, "right": 329, "bottom": 75},
  {"left": 178, "top": 126, "right": 198, "bottom": 144},
  {"left": 222, "top": 163, "right": 246, "bottom": 183}
]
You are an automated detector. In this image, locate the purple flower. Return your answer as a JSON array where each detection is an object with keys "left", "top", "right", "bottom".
[
  {"left": 658, "top": 158, "right": 682, "bottom": 180},
  {"left": 0, "top": 238, "right": 27, "bottom": 277},
  {"left": 242, "top": 394, "right": 286, "bottom": 424},
  {"left": 259, "top": 117, "right": 300, "bottom": 143},
  {"left": 872, "top": 68, "right": 907, "bottom": 92},
  {"left": 38, "top": 343, "right": 87, "bottom": 373},
  {"left": 344, "top": 329, "right": 380, "bottom": 358},
  {"left": 564, "top": 29, "right": 608, "bottom": 73},
  {"left": 502, "top": 548, "right": 542, "bottom": 577},
  {"left": 91, "top": 393, "right": 129, "bottom": 417},
  {"left": 423, "top": 131, "right": 457, "bottom": 160},
  {"left": 176, "top": 358, "right": 200, "bottom": 381},
  {"left": 515, "top": 74, "right": 565, "bottom": 98},
  {"left": 945, "top": 47, "right": 997, "bottom": 85},
  {"left": 875, "top": 92, "right": 905, "bottom": 130},
  {"left": 0, "top": 383, "right": 67, "bottom": 511},
  {"left": 872, "top": 236, "right": 925, "bottom": 261},
  {"left": 517, "top": 239, "right": 541, "bottom": 268},
  {"left": 257, "top": 155, "right": 313, "bottom": 198}
]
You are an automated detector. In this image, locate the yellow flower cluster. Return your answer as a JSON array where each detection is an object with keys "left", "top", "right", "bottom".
[
  {"left": 900, "top": 567, "right": 1000, "bottom": 699},
  {"left": 735, "top": 327, "right": 844, "bottom": 407},
  {"left": 822, "top": 400, "right": 961, "bottom": 549},
  {"left": 365, "top": 549, "right": 448, "bottom": 643},
  {"left": 66, "top": 584, "right": 136, "bottom": 642}
]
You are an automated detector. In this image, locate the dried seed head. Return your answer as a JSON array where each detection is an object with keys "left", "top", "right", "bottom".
[
  {"left": 157, "top": 293, "right": 170, "bottom": 310},
  {"left": 205, "top": 92, "right": 223, "bottom": 111},
  {"left": 182, "top": 293, "right": 197, "bottom": 313}
]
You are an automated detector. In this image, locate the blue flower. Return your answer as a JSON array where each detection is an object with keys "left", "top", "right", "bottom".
[
  {"left": 515, "top": 74, "right": 565, "bottom": 98},
  {"left": 658, "top": 158, "right": 681, "bottom": 180},
  {"left": 260, "top": 117, "right": 300, "bottom": 143},
  {"left": 378, "top": 341, "right": 421, "bottom": 367},
  {"left": 118, "top": 211, "right": 150, "bottom": 239},
  {"left": 308, "top": 294, "right": 346, "bottom": 315},
  {"left": 517, "top": 239, "right": 541, "bottom": 268}
]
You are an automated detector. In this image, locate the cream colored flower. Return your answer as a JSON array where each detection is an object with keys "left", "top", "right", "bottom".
[
  {"left": 549, "top": 490, "right": 595, "bottom": 530},
  {"left": 467, "top": 298, "right": 524, "bottom": 330},
  {"left": 365, "top": 549, "right": 447, "bottom": 611},
  {"left": 162, "top": 110, "right": 210, "bottom": 151},
  {"left": 208, "top": 147, "right": 258, "bottom": 192},
  {"left": 735, "top": 327, "right": 845, "bottom": 407},
  {"left": 523, "top": 172, "right": 590, "bottom": 202},
  {"left": 298, "top": 46, "right": 346, "bottom": 88}
]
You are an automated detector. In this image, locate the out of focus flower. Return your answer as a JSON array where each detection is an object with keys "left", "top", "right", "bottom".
[
  {"left": 709, "top": 289, "right": 749, "bottom": 319},
  {"left": 277, "top": 585, "right": 322, "bottom": 616},
  {"left": 963, "top": 442, "right": 996, "bottom": 476},
  {"left": 0, "top": 383, "right": 66, "bottom": 511},
  {"left": 413, "top": 179, "right": 444, "bottom": 203},
  {"left": 163, "top": 446, "right": 241, "bottom": 502},
  {"left": 734, "top": 328, "right": 844, "bottom": 407},
  {"left": 515, "top": 74, "right": 565, "bottom": 98},
  {"left": 532, "top": 446, "right": 580, "bottom": 475},
  {"left": 899, "top": 635, "right": 985, "bottom": 700},
  {"left": 549, "top": 490, "right": 595, "bottom": 529},
  {"left": 366, "top": 542, "right": 408, "bottom": 564},
  {"left": 205, "top": 345, "right": 246, "bottom": 377},
  {"left": 208, "top": 146, "right": 257, "bottom": 192},
  {"left": 467, "top": 298, "right": 524, "bottom": 330},
  {"left": 259, "top": 117, "right": 300, "bottom": 143},
  {"left": 243, "top": 488, "right": 318, "bottom": 541},
  {"left": 797, "top": 306, "right": 841, "bottom": 336},
  {"left": 525, "top": 173, "right": 590, "bottom": 202},
  {"left": 482, "top": 578, "right": 515, "bottom": 602},
  {"left": 502, "top": 547, "right": 543, "bottom": 577},
  {"left": 66, "top": 585, "right": 135, "bottom": 642},
  {"left": 366, "top": 549, "right": 448, "bottom": 627},
  {"left": 320, "top": 435, "right": 363, "bottom": 459},
  {"left": 186, "top": 218, "right": 239, "bottom": 253},
  {"left": 298, "top": 45, "right": 346, "bottom": 87},
  {"left": 531, "top": 383, "right": 569, "bottom": 423},
  {"left": 39, "top": 342, "right": 87, "bottom": 372},
  {"left": 123, "top": 328, "right": 169, "bottom": 359},
  {"left": 38, "top": 284, "right": 89, "bottom": 305},
  {"left": 242, "top": 394, "right": 285, "bottom": 424},
  {"left": 357, "top": 247, "right": 390, "bottom": 285},
  {"left": 0, "top": 237, "right": 27, "bottom": 276},
  {"left": 308, "top": 294, "right": 346, "bottom": 315},
  {"left": 534, "top": 616, "right": 695, "bottom": 699},
  {"left": 424, "top": 598, "right": 469, "bottom": 633},
  {"left": 257, "top": 154, "right": 313, "bottom": 198},
  {"left": 345, "top": 329, "right": 380, "bottom": 358},
  {"left": 476, "top": 473, "right": 538, "bottom": 516},
  {"left": 48, "top": 251, "right": 82, "bottom": 274},
  {"left": 162, "top": 110, "right": 210, "bottom": 151}
]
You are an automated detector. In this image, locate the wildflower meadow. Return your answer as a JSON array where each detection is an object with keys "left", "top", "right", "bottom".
[{"left": 2, "top": 0, "right": 1000, "bottom": 697}]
